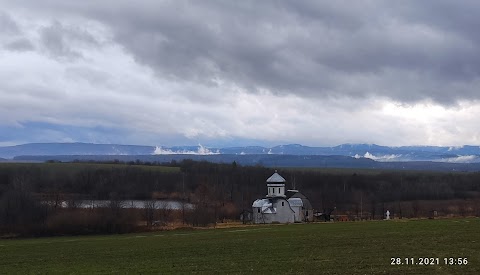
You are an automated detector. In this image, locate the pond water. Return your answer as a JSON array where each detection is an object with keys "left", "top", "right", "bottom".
[{"left": 46, "top": 200, "right": 193, "bottom": 210}]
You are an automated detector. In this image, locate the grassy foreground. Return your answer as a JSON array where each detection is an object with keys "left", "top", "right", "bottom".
[{"left": 1, "top": 218, "right": 479, "bottom": 274}]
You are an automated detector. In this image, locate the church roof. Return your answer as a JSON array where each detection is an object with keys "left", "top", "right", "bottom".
[
  {"left": 266, "top": 172, "right": 286, "bottom": 183},
  {"left": 252, "top": 199, "right": 276, "bottom": 214},
  {"left": 288, "top": 198, "right": 303, "bottom": 207},
  {"left": 287, "top": 191, "right": 313, "bottom": 209},
  {"left": 288, "top": 191, "right": 307, "bottom": 199}
]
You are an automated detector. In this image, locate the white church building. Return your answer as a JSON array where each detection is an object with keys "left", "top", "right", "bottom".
[{"left": 252, "top": 171, "right": 313, "bottom": 224}]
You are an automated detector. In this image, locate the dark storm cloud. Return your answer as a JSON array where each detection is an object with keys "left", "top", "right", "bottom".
[
  {"left": 4, "top": 38, "right": 34, "bottom": 52},
  {"left": 0, "top": 11, "right": 19, "bottom": 34},
  {"left": 4, "top": 0, "right": 480, "bottom": 105},
  {"left": 40, "top": 21, "right": 102, "bottom": 60},
  {"left": 41, "top": 22, "right": 82, "bottom": 59}
]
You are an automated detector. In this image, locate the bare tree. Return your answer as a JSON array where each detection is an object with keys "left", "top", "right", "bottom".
[
  {"left": 108, "top": 193, "right": 124, "bottom": 217},
  {"left": 458, "top": 201, "right": 467, "bottom": 217},
  {"left": 412, "top": 200, "right": 420, "bottom": 218},
  {"left": 180, "top": 199, "right": 187, "bottom": 225},
  {"left": 157, "top": 200, "right": 172, "bottom": 225},
  {"left": 370, "top": 199, "right": 376, "bottom": 220},
  {"left": 396, "top": 201, "right": 403, "bottom": 219},
  {"left": 66, "top": 194, "right": 80, "bottom": 209},
  {"left": 143, "top": 200, "right": 157, "bottom": 226}
]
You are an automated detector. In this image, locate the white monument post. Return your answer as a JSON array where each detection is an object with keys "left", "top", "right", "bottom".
[{"left": 385, "top": 210, "right": 390, "bottom": 220}]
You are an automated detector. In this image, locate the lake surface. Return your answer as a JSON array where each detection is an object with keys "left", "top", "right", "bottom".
[{"left": 48, "top": 200, "right": 193, "bottom": 210}]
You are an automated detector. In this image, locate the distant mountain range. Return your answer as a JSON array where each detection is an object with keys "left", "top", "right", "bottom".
[
  {"left": 2, "top": 142, "right": 480, "bottom": 171},
  {"left": 1, "top": 142, "right": 479, "bottom": 162}
]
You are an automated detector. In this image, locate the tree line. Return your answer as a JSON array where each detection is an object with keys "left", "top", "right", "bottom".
[{"left": 0, "top": 160, "right": 479, "bottom": 236}]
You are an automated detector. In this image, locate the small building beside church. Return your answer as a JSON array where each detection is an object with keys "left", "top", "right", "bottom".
[{"left": 252, "top": 171, "right": 313, "bottom": 224}]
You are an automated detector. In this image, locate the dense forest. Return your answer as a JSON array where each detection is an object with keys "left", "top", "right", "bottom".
[{"left": 0, "top": 160, "right": 479, "bottom": 236}]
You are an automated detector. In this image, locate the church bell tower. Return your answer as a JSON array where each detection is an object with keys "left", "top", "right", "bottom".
[{"left": 266, "top": 170, "right": 286, "bottom": 198}]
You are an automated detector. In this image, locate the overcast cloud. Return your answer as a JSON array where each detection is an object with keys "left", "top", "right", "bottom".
[{"left": 1, "top": 0, "right": 480, "bottom": 147}]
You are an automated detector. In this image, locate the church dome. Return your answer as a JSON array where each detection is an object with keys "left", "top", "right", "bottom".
[{"left": 266, "top": 171, "right": 286, "bottom": 183}]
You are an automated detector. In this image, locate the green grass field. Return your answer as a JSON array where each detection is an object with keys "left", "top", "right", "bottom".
[{"left": 1, "top": 218, "right": 479, "bottom": 274}]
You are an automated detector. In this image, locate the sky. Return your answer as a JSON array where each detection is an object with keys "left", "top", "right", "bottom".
[{"left": 1, "top": 0, "right": 480, "bottom": 147}]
